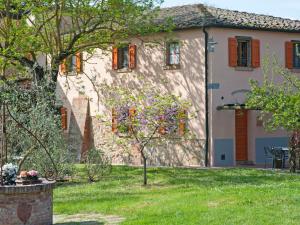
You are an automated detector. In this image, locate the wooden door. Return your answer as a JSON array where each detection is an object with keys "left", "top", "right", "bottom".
[{"left": 235, "top": 109, "right": 248, "bottom": 161}]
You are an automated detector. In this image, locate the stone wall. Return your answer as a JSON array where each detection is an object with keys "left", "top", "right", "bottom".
[{"left": 0, "top": 180, "right": 55, "bottom": 225}]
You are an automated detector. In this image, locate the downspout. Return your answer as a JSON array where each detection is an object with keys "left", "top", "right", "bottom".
[{"left": 203, "top": 26, "right": 209, "bottom": 167}]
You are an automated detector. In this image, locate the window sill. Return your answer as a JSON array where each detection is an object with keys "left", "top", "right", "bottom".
[
  {"left": 163, "top": 64, "right": 181, "bottom": 70},
  {"left": 291, "top": 68, "right": 300, "bottom": 73},
  {"left": 234, "top": 67, "right": 254, "bottom": 72},
  {"left": 115, "top": 68, "right": 133, "bottom": 73},
  {"left": 60, "top": 72, "right": 81, "bottom": 76}
]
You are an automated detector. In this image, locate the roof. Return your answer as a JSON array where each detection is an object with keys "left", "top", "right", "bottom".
[{"left": 158, "top": 4, "right": 300, "bottom": 33}]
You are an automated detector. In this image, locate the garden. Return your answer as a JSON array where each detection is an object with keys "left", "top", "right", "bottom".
[
  {"left": 54, "top": 166, "right": 300, "bottom": 225},
  {"left": 0, "top": 1, "right": 300, "bottom": 225}
]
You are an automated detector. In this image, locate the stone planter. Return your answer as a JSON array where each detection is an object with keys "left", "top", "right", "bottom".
[{"left": 0, "top": 179, "right": 55, "bottom": 225}]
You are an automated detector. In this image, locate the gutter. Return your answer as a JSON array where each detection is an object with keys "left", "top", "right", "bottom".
[{"left": 203, "top": 26, "right": 209, "bottom": 167}]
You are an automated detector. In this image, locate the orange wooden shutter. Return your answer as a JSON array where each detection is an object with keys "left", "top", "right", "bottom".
[
  {"left": 60, "top": 58, "right": 67, "bottom": 74},
  {"left": 128, "top": 107, "right": 136, "bottom": 133},
  {"left": 129, "top": 44, "right": 137, "bottom": 69},
  {"left": 76, "top": 52, "right": 83, "bottom": 73},
  {"left": 251, "top": 39, "right": 260, "bottom": 68},
  {"left": 112, "top": 108, "right": 118, "bottom": 133},
  {"left": 178, "top": 109, "right": 187, "bottom": 136},
  {"left": 158, "top": 116, "right": 166, "bottom": 135},
  {"left": 228, "top": 38, "right": 238, "bottom": 67},
  {"left": 285, "top": 41, "right": 293, "bottom": 69},
  {"left": 60, "top": 107, "right": 68, "bottom": 130},
  {"left": 112, "top": 47, "right": 118, "bottom": 70}
]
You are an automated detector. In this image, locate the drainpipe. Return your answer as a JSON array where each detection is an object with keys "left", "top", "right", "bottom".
[{"left": 203, "top": 26, "right": 209, "bottom": 167}]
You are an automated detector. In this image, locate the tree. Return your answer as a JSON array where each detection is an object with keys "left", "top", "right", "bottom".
[
  {"left": 0, "top": 81, "right": 74, "bottom": 180},
  {"left": 0, "top": 0, "right": 165, "bottom": 89},
  {"left": 105, "top": 83, "right": 193, "bottom": 185},
  {"left": 247, "top": 56, "right": 300, "bottom": 172}
]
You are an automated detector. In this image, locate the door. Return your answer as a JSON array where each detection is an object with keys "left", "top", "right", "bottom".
[{"left": 235, "top": 109, "right": 248, "bottom": 161}]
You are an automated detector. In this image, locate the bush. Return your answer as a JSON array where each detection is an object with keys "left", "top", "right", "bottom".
[{"left": 83, "top": 148, "right": 112, "bottom": 182}]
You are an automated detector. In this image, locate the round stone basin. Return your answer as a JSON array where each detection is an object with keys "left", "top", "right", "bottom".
[{"left": 0, "top": 179, "right": 55, "bottom": 225}]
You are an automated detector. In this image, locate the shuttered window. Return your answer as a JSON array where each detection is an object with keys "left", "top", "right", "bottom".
[
  {"left": 159, "top": 109, "right": 187, "bottom": 136},
  {"left": 285, "top": 41, "right": 300, "bottom": 69},
  {"left": 112, "top": 44, "right": 137, "bottom": 70},
  {"left": 228, "top": 37, "right": 260, "bottom": 68},
  {"left": 60, "top": 53, "right": 83, "bottom": 75}
]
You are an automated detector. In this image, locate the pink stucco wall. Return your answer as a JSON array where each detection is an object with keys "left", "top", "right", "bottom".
[
  {"left": 208, "top": 27, "right": 297, "bottom": 166},
  {"left": 57, "top": 29, "right": 207, "bottom": 166}
]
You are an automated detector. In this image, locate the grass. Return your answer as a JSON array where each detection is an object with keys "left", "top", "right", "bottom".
[{"left": 54, "top": 166, "right": 300, "bottom": 225}]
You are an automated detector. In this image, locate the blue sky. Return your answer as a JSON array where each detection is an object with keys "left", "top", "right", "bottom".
[{"left": 162, "top": 0, "right": 300, "bottom": 20}]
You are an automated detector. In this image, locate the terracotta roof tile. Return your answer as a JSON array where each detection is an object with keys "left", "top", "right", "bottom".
[{"left": 158, "top": 4, "right": 300, "bottom": 32}]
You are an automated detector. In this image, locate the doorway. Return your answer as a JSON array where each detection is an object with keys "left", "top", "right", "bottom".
[{"left": 235, "top": 109, "right": 248, "bottom": 161}]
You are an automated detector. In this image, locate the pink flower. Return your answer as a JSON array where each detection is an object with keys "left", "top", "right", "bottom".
[{"left": 27, "top": 170, "right": 38, "bottom": 177}]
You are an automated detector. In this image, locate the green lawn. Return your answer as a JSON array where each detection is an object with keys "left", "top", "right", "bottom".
[{"left": 54, "top": 166, "right": 300, "bottom": 225}]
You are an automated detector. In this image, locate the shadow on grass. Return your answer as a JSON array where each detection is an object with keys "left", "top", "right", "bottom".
[
  {"left": 162, "top": 168, "right": 299, "bottom": 187},
  {"left": 56, "top": 166, "right": 300, "bottom": 190}
]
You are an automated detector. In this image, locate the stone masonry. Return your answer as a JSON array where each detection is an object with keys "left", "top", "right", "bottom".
[{"left": 0, "top": 180, "right": 55, "bottom": 225}]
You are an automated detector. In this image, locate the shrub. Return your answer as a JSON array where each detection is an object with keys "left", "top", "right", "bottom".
[{"left": 83, "top": 148, "right": 112, "bottom": 182}]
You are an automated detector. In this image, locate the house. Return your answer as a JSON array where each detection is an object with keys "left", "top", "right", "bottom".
[{"left": 57, "top": 4, "right": 300, "bottom": 167}]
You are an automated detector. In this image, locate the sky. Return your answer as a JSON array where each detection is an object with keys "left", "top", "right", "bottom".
[{"left": 162, "top": 0, "right": 300, "bottom": 20}]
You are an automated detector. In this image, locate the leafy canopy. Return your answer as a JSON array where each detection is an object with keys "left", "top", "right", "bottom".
[{"left": 247, "top": 56, "right": 300, "bottom": 132}]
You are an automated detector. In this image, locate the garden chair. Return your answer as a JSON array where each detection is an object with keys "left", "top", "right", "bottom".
[
  {"left": 264, "top": 146, "right": 274, "bottom": 168},
  {"left": 272, "top": 147, "right": 285, "bottom": 169}
]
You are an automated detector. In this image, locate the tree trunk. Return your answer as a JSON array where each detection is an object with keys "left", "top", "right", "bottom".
[
  {"left": 289, "top": 147, "right": 297, "bottom": 173},
  {"left": 142, "top": 155, "right": 147, "bottom": 185},
  {"left": 289, "top": 131, "right": 300, "bottom": 173}
]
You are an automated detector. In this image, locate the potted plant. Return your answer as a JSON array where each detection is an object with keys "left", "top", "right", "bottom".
[
  {"left": 16, "top": 170, "right": 42, "bottom": 185},
  {"left": 1, "top": 163, "right": 18, "bottom": 185}
]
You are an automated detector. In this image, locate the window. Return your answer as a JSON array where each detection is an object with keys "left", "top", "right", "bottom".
[
  {"left": 118, "top": 46, "right": 129, "bottom": 69},
  {"left": 112, "top": 44, "right": 136, "bottom": 71},
  {"left": 293, "top": 42, "right": 300, "bottom": 68},
  {"left": 228, "top": 37, "right": 260, "bottom": 68},
  {"left": 60, "top": 53, "right": 83, "bottom": 75},
  {"left": 166, "top": 42, "right": 180, "bottom": 66},
  {"left": 67, "top": 55, "right": 78, "bottom": 72},
  {"left": 237, "top": 38, "right": 251, "bottom": 67}
]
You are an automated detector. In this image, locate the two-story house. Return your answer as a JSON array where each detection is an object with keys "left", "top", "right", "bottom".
[{"left": 57, "top": 4, "right": 300, "bottom": 167}]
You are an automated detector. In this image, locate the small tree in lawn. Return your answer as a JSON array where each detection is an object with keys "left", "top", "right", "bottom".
[
  {"left": 106, "top": 85, "right": 193, "bottom": 185},
  {"left": 247, "top": 56, "right": 300, "bottom": 172}
]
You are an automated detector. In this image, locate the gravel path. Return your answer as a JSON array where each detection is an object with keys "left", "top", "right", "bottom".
[{"left": 53, "top": 213, "right": 125, "bottom": 225}]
